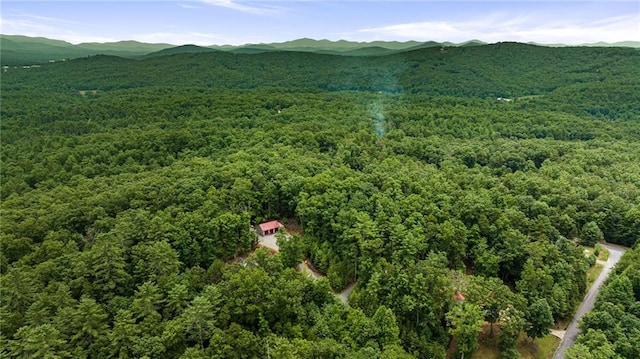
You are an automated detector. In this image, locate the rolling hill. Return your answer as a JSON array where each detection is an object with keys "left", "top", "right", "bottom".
[
  {"left": 142, "top": 44, "right": 221, "bottom": 58},
  {"left": 0, "top": 35, "right": 173, "bottom": 65},
  {"left": 1, "top": 30, "right": 639, "bottom": 359},
  {"left": 6, "top": 34, "right": 637, "bottom": 66}
]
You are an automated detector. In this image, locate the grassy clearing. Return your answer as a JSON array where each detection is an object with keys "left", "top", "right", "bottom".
[
  {"left": 583, "top": 244, "right": 609, "bottom": 261},
  {"left": 472, "top": 323, "right": 500, "bottom": 359},
  {"left": 516, "top": 333, "right": 561, "bottom": 359},
  {"left": 597, "top": 244, "right": 609, "bottom": 261},
  {"left": 581, "top": 244, "right": 608, "bottom": 293},
  {"left": 516, "top": 94, "right": 544, "bottom": 100},
  {"left": 471, "top": 324, "right": 560, "bottom": 359},
  {"left": 586, "top": 263, "right": 604, "bottom": 292},
  {"left": 583, "top": 247, "right": 594, "bottom": 257}
]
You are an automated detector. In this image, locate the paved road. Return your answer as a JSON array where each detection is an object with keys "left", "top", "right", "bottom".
[{"left": 553, "top": 243, "right": 627, "bottom": 358}]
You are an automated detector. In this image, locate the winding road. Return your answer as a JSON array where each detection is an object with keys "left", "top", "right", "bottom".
[
  {"left": 552, "top": 243, "right": 627, "bottom": 358},
  {"left": 258, "top": 231, "right": 355, "bottom": 303}
]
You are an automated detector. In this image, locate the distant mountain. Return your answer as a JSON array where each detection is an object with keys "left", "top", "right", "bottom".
[
  {"left": 262, "top": 38, "right": 423, "bottom": 52},
  {"left": 0, "top": 35, "right": 89, "bottom": 65},
  {"left": 579, "top": 41, "right": 640, "bottom": 48},
  {"left": 77, "top": 40, "right": 172, "bottom": 54},
  {"left": 0, "top": 35, "right": 173, "bottom": 65},
  {"left": 234, "top": 39, "right": 485, "bottom": 57},
  {"left": 207, "top": 45, "right": 237, "bottom": 51},
  {"left": 229, "top": 44, "right": 278, "bottom": 54},
  {"left": 1, "top": 34, "right": 76, "bottom": 48},
  {"left": 527, "top": 40, "right": 640, "bottom": 48},
  {"left": 3, "top": 34, "right": 638, "bottom": 66},
  {"left": 403, "top": 41, "right": 446, "bottom": 52},
  {"left": 338, "top": 46, "right": 398, "bottom": 57},
  {"left": 458, "top": 39, "right": 487, "bottom": 47},
  {"left": 142, "top": 44, "right": 220, "bottom": 58}
]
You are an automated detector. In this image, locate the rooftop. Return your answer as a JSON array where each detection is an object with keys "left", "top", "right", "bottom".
[{"left": 259, "top": 220, "right": 283, "bottom": 232}]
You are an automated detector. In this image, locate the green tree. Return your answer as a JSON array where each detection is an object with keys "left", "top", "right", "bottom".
[
  {"left": 581, "top": 221, "right": 604, "bottom": 246},
  {"left": 130, "top": 281, "right": 163, "bottom": 321},
  {"left": 434, "top": 219, "right": 468, "bottom": 269},
  {"left": 165, "top": 282, "right": 191, "bottom": 319},
  {"left": 108, "top": 310, "right": 139, "bottom": 358},
  {"left": 277, "top": 232, "right": 304, "bottom": 268},
  {"left": 597, "top": 274, "right": 634, "bottom": 310},
  {"left": 180, "top": 295, "right": 216, "bottom": 350},
  {"left": 525, "top": 298, "right": 553, "bottom": 341},
  {"left": 372, "top": 305, "right": 401, "bottom": 347},
  {"left": 70, "top": 296, "right": 108, "bottom": 351},
  {"left": 498, "top": 304, "right": 525, "bottom": 355},
  {"left": 565, "top": 329, "right": 618, "bottom": 359},
  {"left": 516, "top": 259, "right": 553, "bottom": 302},
  {"left": 131, "top": 240, "right": 181, "bottom": 286},
  {"left": 9, "top": 323, "right": 70, "bottom": 358},
  {"left": 446, "top": 302, "right": 484, "bottom": 359},
  {"left": 0, "top": 267, "right": 37, "bottom": 335},
  {"left": 80, "top": 234, "right": 131, "bottom": 301}
]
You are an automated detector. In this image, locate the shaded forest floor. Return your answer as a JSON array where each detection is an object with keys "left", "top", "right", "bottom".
[{"left": 471, "top": 324, "right": 560, "bottom": 359}]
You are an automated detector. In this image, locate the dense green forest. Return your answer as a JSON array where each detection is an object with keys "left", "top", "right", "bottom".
[
  {"left": 1, "top": 43, "right": 639, "bottom": 358},
  {"left": 565, "top": 245, "right": 640, "bottom": 359}
]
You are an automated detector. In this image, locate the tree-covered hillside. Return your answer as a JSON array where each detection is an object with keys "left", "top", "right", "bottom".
[
  {"left": 1, "top": 44, "right": 639, "bottom": 358},
  {"left": 5, "top": 43, "right": 639, "bottom": 119}
]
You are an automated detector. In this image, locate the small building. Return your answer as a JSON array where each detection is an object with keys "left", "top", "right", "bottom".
[{"left": 258, "top": 220, "right": 283, "bottom": 236}]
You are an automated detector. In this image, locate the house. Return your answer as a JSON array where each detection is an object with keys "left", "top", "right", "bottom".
[{"left": 258, "top": 220, "right": 283, "bottom": 236}]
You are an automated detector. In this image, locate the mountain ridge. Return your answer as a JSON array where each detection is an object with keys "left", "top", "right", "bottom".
[{"left": 2, "top": 34, "right": 639, "bottom": 65}]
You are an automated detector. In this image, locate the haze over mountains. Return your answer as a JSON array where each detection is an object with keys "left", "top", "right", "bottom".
[{"left": 1, "top": 34, "right": 639, "bottom": 66}]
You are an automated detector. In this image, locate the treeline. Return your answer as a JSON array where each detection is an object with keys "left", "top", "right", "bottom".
[
  {"left": 1, "top": 46, "right": 639, "bottom": 358},
  {"left": 566, "top": 245, "right": 640, "bottom": 358}
]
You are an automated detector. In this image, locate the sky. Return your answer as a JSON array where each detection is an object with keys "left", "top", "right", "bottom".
[{"left": 1, "top": 1, "right": 638, "bottom": 46}]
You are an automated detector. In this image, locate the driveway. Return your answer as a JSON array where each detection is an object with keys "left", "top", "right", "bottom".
[
  {"left": 297, "top": 260, "right": 355, "bottom": 304},
  {"left": 553, "top": 243, "right": 627, "bottom": 358},
  {"left": 338, "top": 282, "right": 356, "bottom": 304},
  {"left": 257, "top": 232, "right": 356, "bottom": 304},
  {"left": 257, "top": 233, "right": 280, "bottom": 252}
]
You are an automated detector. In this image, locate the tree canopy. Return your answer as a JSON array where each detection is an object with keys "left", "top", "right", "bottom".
[{"left": 1, "top": 43, "right": 639, "bottom": 358}]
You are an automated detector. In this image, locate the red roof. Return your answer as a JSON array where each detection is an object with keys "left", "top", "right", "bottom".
[
  {"left": 455, "top": 291, "right": 466, "bottom": 301},
  {"left": 259, "top": 220, "right": 283, "bottom": 232}
]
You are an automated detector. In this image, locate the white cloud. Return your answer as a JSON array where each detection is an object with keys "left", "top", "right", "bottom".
[
  {"left": 356, "top": 12, "right": 640, "bottom": 44},
  {"left": 0, "top": 16, "right": 117, "bottom": 43},
  {"left": 199, "top": 0, "right": 283, "bottom": 15},
  {"left": 129, "top": 31, "right": 267, "bottom": 45},
  {"left": 130, "top": 31, "right": 223, "bottom": 45}
]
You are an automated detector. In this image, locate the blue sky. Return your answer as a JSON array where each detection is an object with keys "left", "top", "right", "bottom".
[{"left": 1, "top": 1, "right": 638, "bottom": 45}]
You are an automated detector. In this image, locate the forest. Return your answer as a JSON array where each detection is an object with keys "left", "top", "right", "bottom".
[{"left": 1, "top": 43, "right": 639, "bottom": 358}]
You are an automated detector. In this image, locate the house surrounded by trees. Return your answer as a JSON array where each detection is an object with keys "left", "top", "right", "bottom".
[{"left": 258, "top": 220, "right": 283, "bottom": 236}]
